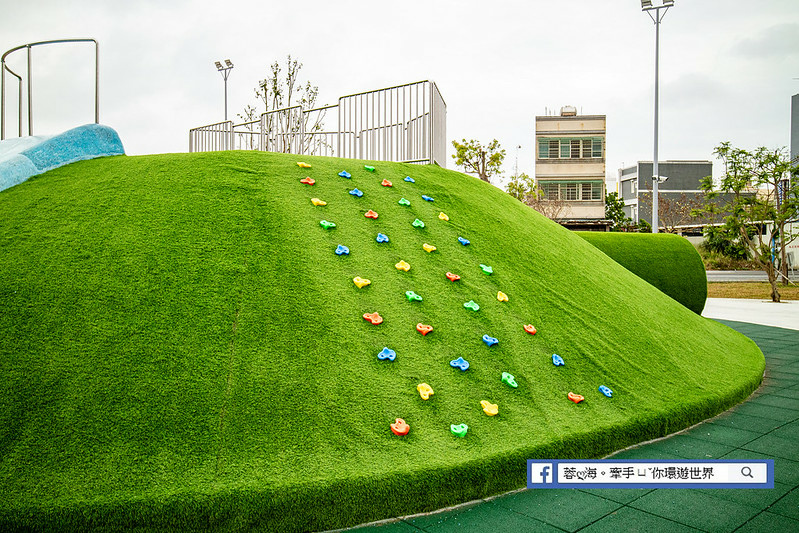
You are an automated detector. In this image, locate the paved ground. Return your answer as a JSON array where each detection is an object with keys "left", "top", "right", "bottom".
[
  {"left": 703, "top": 298, "right": 799, "bottom": 331},
  {"left": 707, "top": 270, "right": 797, "bottom": 282},
  {"left": 346, "top": 310, "right": 799, "bottom": 532}
]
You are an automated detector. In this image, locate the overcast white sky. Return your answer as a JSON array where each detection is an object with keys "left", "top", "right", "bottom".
[{"left": 1, "top": 0, "right": 797, "bottom": 189}]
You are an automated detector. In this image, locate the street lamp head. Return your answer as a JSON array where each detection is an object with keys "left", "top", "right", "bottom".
[
  {"left": 225, "top": 59, "right": 233, "bottom": 68},
  {"left": 641, "top": 0, "right": 653, "bottom": 7},
  {"left": 215, "top": 61, "right": 223, "bottom": 70},
  {"left": 663, "top": 0, "right": 674, "bottom": 6}
]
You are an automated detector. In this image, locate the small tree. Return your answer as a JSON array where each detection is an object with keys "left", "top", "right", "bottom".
[
  {"left": 640, "top": 191, "right": 705, "bottom": 233},
  {"left": 699, "top": 142, "right": 798, "bottom": 301},
  {"left": 505, "top": 172, "right": 535, "bottom": 201},
  {"left": 525, "top": 186, "right": 566, "bottom": 220},
  {"left": 451, "top": 139, "right": 505, "bottom": 183},
  {"left": 605, "top": 192, "right": 634, "bottom": 231}
]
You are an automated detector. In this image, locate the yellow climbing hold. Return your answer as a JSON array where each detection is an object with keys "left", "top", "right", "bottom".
[
  {"left": 497, "top": 291, "right": 509, "bottom": 302},
  {"left": 423, "top": 243, "right": 437, "bottom": 253},
  {"left": 417, "top": 383, "right": 434, "bottom": 400},
  {"left": 395, "top": 260, "right": 411, "bottom": 272},
  {"left": 353, "top": 277, "right": 371, "bottom": 289},
  {"left": 311, "top": 198, "right": 327, "bottom": 206},
  {"left": 480, "top": 400, "right": 498, "bottom": 416},
  {"left": 297, "top": 162, "right": 311, "bottom": 168},
  {"left": 438, "top": 212, "right": 449, "bottom": 221}
]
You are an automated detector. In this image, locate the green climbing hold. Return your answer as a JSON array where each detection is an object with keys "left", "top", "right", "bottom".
[
  {"left": 405, "top": 291, "right": 423, "bottom": 302},
  {"left": 364, "top": 165, "right": 375, "bottom": 172},
  {"left": 398, "top": 198, "right": 411, "bottom": 206},
  {"left": 412, "top": 219, "right": 425, "bottom": 228},
  {"left": 450, "top": 423, "right": 468, "bottom": 438},
  {"left": 480, "top": 264, "right": 493, "bottom": 275},
  {"left": 320, "top": 220, "right": 336, "bottom": 229},
  {"left": 501, "top": 372, "right": 518, "bottom": 388},
  {"left": 463, "top": 300, "right": 480, "bottom": 311}
]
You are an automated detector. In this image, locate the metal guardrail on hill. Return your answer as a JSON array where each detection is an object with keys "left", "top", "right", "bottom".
[
  {"left": 1, "top": 39, "right": 99, "bottom": 140},
  {"left": 189, "top": 80, "right": 447, "bottom": 167}
]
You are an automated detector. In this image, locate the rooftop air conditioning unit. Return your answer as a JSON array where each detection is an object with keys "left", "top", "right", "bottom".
[{"left": 560, "top": 106, "right": 577, "bottom": 116}]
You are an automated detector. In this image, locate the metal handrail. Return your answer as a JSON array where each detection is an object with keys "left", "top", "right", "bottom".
[{"left": 1, "top": 38, "right": 99, "bottom": 140}]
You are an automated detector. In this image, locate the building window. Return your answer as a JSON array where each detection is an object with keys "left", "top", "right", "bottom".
[
  {"left": 538, "top": 180, "right": 603, "bottom": 201},
  {"left": 538, "top": 138, "right": 604, "bottom": 159}
]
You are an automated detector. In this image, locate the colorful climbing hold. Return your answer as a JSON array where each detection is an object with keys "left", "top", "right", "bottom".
[
  {"left": 552, "top": 354, "right": 565, "bottom": 366},
  {"left": 335, "top": 245, "right": 350, "bottom": 256},
  {"left": 599, "top": 386, "right": 613, "bottom": 398},
  {"left": 319, "top": 220, "right": 336, "bottom": 229},
  {"left": 463, "top": 300, "right": 480, "bottom": 311},
  {"left": 501, "top": 372, "right": 518, "bottom": 388},
  {"left": 390, "top": 418, "right": 410, "bottom": 436},
  {"left": 458, "top": 237, "right": 470, "bottom": 246},
  {"left": 422, "top": 195, "right": 434, "bottom": 202},
  {"left": 479, "top": 264, "right": 493, "bottom": 275},
  {"left": 405, "top": 291, "right": 423, "bottom": 302},
  {"left": 422, "top": 243, "right": 436, "bottom": 253},
  {"left": 349, "top": 188, "right": 363, "bottom": 197},
  {"left": 412, "top": 219, "right": 425, "bottom": 228},
  {"left": 446, "top": 272, "right": 461, "bottom": 282},
  {"left": 363, "top": 312, "right": 383, "bottom": 325},
  {"left": 381, "top": 179, "right": 392, "bottom": 187},
  {"left": 297, "top": 162, "right": 311, "bottom": 168},
  {"left": 353, "top": 276, "right": 371, "bottom": 288},
  {"left": 338, "top": 170, "right": 351, "bottom": 178},
  {"left": 364, "top": 165, "right": 375, "bottom": 172},
  {"left": 398, "top": 198, "right": 411, "bottom": 206},
  {"left": 497, "top": 291, "right": 509, "bottom": 302},
  {"left": 450, "top": 357, "right": 469, "bottom": 371},
  {"left": 300, "top": 177, "right": 315, "bottom": 185},
  {"left": 480, "top": 400, "right": 498, "bottom": 416},
  {"left": 311, "top": 198, "right": 327, "bottom": 206},
  {"left": 404, "top": 176, "right": 415, "bottom": 183},
  {"left": 416, "top": 323, "right": 433, "bottom": 336},
  {"left": 524, "top": 324, "right": 537, "bottom": 335},
  {"left": 417, "top": 383, "right": 434, "bottom": 400},
  {"left": 364, "top": 210, "right": 379, "bottom": 219},
  {"left": 376, "top": 233, "right": 389, "bottom": 243},
  {"left": 395, "top": 260, "right": 411, "bottom": 272},
  {"left": 377, "top": 347, "right": 396, "bottom": 361},
  {"left": 482, "top": 334, "right": 498, "bottom": 347},
  {"left": 568, "top": 392, "right": 585, "bottom": 404},
  {"left": 450, "top": 423, "right": 468, "bottom": 438},
  {"left": 438, "top": 212, "right": 449, "bottom": 221}
]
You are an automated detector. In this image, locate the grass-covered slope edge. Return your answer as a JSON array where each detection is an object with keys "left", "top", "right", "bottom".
[{"left": 0, "top": 151, "right": 763, "bottom": 531}]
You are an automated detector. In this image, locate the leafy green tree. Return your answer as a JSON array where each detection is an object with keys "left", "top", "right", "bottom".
[
  {"left": 605, "top": 192, "right": 634, "bottom": 231},
  {"left": 451, "top": 139, "right": 505, "bottom": 183},
  {"left": 698, "top": 142, "right": 798, "bottom": 302},
  {"left": 505, "top": 172, "right": 535, "bottom": 201}
]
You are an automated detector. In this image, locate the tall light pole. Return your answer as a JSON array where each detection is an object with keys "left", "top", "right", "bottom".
[
  {"left": 215, "top": 59, "right": 234, "bottom": 121},
  {"left": 641, "top": 0, "right": 674, "bottom": 233}
]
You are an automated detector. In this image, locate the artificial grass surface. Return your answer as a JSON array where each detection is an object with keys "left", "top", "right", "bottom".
[
  {"left": 576, "top": 231, "right": 708, "bottom": 314},
  {"left": 0, "top": 151, "right": 764, "bottom": 531}
]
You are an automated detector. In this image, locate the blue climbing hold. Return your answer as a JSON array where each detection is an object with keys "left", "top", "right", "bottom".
[
  {"left": 376, "top": 233, "right": 389, "bottom": 243},
  {"left": 552, "top": 354, "right": 565, "bottom": 366},
  {"left": 458, "top": 237, "right": 470, "bottom": 246},
  {"left": 422, "top": 195, "right": 434, "bottom": 202},
  {"left": 599, "top": 386, "right": 613, "bottom": 397},
  {"left": 349, "top": 188, "right": 363, "bottom": 197},
  {"left": 404, "top": 176, "right": 415, "bottom": 183},
  {"left": 378, "top": 347, "right": 396, "bottom": 361},
  {"left": 335, "top": 245, "right": 350, "bottom": 256},
  {"left": 482, "top": 335, "right": 498, "bottom": 347},
  {"left": 450, "top": 357, "right": 469, "bottom": 371},
  {"left": 339, "top": 170, "right": 352, "bottom": 178}
]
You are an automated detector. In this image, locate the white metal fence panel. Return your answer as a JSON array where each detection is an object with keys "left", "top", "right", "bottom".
[{"left": 188, "top": 121, "right": 233, "bottom": 152}]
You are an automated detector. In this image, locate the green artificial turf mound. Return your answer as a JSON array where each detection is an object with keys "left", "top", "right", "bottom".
[
  {"left": 576, "top": 231, "right": 708, "bottom": 314},
  {"left": 0, "top": 152, "right": 763, "bottom": 531}
]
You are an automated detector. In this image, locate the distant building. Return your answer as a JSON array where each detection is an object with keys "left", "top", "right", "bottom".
[
  {"left": 618, "top": 160, "right": 712, "bottom": 231},
  {"left": 792, "top": 94, "right": 799, "bottom": 168},
  {"left": 535, "top": 107, "right": 610, "bottom": 231}
]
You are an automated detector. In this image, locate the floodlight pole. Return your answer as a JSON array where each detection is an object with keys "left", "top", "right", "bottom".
[
  {"left": 216, "top": 60, "right": 234, "bottom": 121},
  {"left": 642, "top": 1, "right": 673, "bottom": 233}
]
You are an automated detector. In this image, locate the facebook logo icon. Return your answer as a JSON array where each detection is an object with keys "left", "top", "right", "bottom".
[{"left": 528, "top": 462, "right": 555, "bottom": 487}]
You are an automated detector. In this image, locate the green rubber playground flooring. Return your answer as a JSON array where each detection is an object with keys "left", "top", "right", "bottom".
[{"left": 353, "top": 321, "right": 799, "bottom": 533}]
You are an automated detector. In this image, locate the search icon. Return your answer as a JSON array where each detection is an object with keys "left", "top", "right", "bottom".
[{"left": 741, "top": 466, "right": 754, "bottom": 478}]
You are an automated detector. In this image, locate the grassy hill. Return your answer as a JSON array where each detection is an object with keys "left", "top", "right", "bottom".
[{"left": 0, "top": 151, "right": 764, "bottom": 531}]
